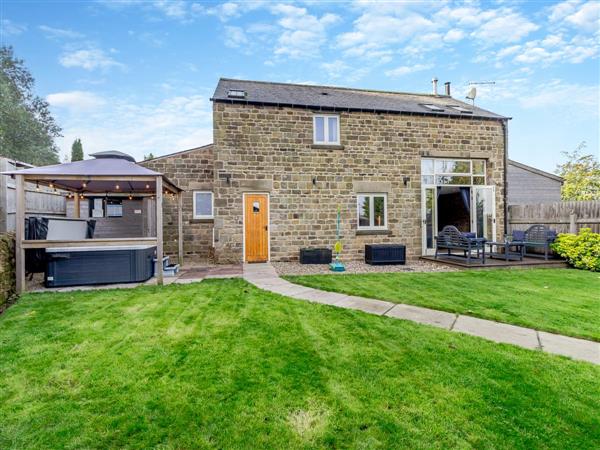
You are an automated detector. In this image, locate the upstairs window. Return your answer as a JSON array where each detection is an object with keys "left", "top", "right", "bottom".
[
  {"left": 357, "top": 194, "right": 387, "bottom": 230},
  {"left": 193, "top": 191, "right": 214, "bottom": 219},
  {"left": 313, "top": 115, "right": 340, "bottom": 145}
]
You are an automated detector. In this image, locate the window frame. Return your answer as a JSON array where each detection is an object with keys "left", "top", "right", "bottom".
[
  {"left": 313, "top": 114, "right": 340, "bottom": 145},
  {"left": 356, "top": 193, "right": 388, "bottom": 231},
  {"left": 192, "top": 191, "right": 214, "bottom": 219},
  {"left": 421, "top": 158, "right": 486, "bottom": 186}
]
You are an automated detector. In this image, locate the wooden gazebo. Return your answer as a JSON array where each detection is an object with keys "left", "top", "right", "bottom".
[{"left": 2, "top": 151, "right": 182, "bottom": 293}]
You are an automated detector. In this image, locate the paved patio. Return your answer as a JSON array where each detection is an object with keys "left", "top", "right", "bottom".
[{"left": 243, "top": 263, "right": 599, "bottom": 365}]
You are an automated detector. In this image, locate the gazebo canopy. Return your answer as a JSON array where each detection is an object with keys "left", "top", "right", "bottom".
[{"left": 2, "top": 151, "right": 180, "bottom": 194}]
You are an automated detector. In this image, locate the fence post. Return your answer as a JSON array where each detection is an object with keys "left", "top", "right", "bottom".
[{"left": 569, "top": 210, "right": 577, "bottom": 234}]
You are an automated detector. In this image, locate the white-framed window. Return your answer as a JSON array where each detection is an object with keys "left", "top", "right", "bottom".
[
  {"left": 193, "top": 191, "right": 214, "bottom": 219},
  {"left": 357, "top": 193, "right": 387, "bottom": 230},
  {"left": 421, "top": 158, "right": 486, "bottom": 186},
  {"left": 313, "top": 114, "right": 340, "bottom": 145}
]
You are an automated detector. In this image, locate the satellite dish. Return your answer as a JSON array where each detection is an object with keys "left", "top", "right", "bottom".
[{"left": 466, "top": 86, "right": 477, "bottom": 101}]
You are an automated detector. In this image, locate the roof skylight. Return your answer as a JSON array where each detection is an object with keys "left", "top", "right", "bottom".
[
  {"left": 227, "top": 89, "right": 247, "bottom": 98},
  {"left": 448, "top": 105, "right": 472, "bottom": 114},
  {"left": 421, "top": 104, "right": 444, "bottom": 112}
]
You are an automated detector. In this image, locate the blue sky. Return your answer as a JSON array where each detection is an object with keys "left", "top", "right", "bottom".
[{"left": 1, "top": 0, "right": 598, "bottom": 172}]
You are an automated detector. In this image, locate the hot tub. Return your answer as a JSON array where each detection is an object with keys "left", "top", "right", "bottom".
[{"left": 45, "top": 245, "right": 156, "bottom": 288}]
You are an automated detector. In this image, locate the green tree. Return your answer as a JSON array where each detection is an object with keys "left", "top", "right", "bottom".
[
  {"left": 556, "top": 142, "right": 600, "bottom": 201},
  {"left": 0, "top": 46, "right": 61, "bottom": 165},
  {"left": 144, "top": 153, "right": 155, "bottom": 160},
  {"left": 71, "top": 138, "right": 83, "bottom": 161}
]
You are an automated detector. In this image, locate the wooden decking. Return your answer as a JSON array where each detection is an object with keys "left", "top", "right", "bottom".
[{"left": 421, "top": 255, "right": 567, "bottom": 269}]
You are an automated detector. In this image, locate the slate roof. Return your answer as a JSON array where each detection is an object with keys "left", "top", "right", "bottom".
[{"left": 211, "top": 78, "right": 509, "bottom": 121}]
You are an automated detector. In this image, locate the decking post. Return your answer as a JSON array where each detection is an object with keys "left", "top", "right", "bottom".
[
  {"left": 156, "top": 176, "right": 163, "bottom": 285},
  {"left": 177, "top": 191, "right": 183, "bottom": 267},
  {"left": 15, "top": 174, "right": 26, "bottom": 294}
]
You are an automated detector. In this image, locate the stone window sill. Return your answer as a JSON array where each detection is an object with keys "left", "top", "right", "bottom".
[
  {"left": 189, "top": 218, "right": 214, "bottom": 224},
  {"left": 311, "top": 144, "right": 345, "bottom": 150},
  {"left": 356, "top": 229, "right": 392, "bottom": 236}
]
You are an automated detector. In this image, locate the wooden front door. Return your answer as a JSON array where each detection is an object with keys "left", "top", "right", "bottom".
[{"left": 244, "top": 194, "right": 269, "bottom": 263}]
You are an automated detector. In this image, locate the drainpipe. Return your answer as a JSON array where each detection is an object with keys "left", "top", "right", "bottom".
[{"left": 502, "top": 119, "right": 509, "bottom": 236}]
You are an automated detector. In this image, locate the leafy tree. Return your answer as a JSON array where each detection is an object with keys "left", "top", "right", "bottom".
[
  {"left": 0, "top": 46, "right": 61, "bottom": 165},
  {"left": 556, "top": 142, "right": 600, "bottom": 201},
  {"left": 144, "top": 153, "right": 155, "bottom": 160},
  {"left": 71, "top": 138, "right": 83, "bottom": 161}
]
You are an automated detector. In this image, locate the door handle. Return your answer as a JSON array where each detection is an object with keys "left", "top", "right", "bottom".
[{"left": 264, "top": 225, "right": 268, "bottom": 231}]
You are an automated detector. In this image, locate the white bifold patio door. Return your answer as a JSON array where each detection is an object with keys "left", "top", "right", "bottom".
[
  {"left": 471, "top": 185, "right": 496, "bottom": 242},
  {"left": 421, "top": 185, "right": 497, "bottom": 256}
]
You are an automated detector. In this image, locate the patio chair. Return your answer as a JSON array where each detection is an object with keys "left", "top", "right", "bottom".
[{"left": 435, "top": 225, "right": 486, "bottom": 264}]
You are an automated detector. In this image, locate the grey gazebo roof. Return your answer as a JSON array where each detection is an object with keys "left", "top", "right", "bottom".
[{"left": 2, "top": 152, "right": 181, "bottom": 193}]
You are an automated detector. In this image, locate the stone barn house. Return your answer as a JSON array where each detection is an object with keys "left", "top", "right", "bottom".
[{"left": 142, "top": 78, "right": 509, "bottom": 264}]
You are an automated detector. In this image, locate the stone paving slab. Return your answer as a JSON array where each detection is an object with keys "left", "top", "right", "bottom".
[
  {"left": 385, "top": 304, "right": 456, "bottom": 329},
  {"left": 452, "top": 315, "right": 540, "bottom": 350},
  {"left": 336, "top": 296, "right": 394, "bottom": 315},
  {"left": 538, "top": 331, "right": 600, "bottom": 364},
  {"left": 288, "top": 288, "right": 349, "bottom": 306}
]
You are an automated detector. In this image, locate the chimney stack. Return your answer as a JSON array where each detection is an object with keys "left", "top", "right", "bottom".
[
  {"left": 432, "top": 77, "right": 438, "bottom": 95},
  {"left": 444, "top": 81, "right": 451, "bottom": 96}
]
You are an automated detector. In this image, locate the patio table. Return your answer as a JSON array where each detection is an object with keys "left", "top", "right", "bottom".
[{"left": 487, "top": 240, "right": 524, "bottom": 261}]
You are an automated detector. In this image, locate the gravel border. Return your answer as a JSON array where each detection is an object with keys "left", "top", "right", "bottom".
[{"left": 273, "top": 260, "right": 459, "bottom": 276}]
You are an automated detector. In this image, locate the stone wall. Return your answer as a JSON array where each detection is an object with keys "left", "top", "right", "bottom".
[
  {"left": 213, "top": 102, "right": 506, "bottom": 263},
  {"left": 0, "top": 233, "right": 15, "bottom": 307},
  {"left": 141, "top": 145, "right": 215, "bottom": 263}
]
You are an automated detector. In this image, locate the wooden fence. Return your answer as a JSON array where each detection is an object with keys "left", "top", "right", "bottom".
[
  {"left": 508, "top": 200, "right": 600, "bottom": 234},
  {"left": 0, "top": 158, "right": 66, "bottom": 233}
]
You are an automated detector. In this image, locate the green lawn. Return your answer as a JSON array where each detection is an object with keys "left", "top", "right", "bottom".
[
  {"left": 1, "top": 279, "right": 599, "bottom": 449},
  {"left": 285, "top": 268, "right": 600, "bottom": 341}
]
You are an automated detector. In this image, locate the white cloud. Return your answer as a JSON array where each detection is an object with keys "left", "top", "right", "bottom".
[
  {"left": 444, "top": 29, "right": 465, "bottom": 43},
  {"left": 224, "top": 26, "right": 248, "bottom": 48},
  {"left": 384, "top": 63, "right": 433, "bottom": 77},
  {"left": 47, "top": 91, "right": 106, "bottom": 112},
  {"left": 519, "top": 80, "right": 599, "bottom": 114},
  {"left": 59, "top": 48, "right": 125, "bottom": 71},
  {"left": 1, "top": 19, "right": 27, "bottom": 36},
  {"left": 271, "top": 4, "right": 341, "bottom": 58},
  {"left": 496, "top": 34, "right": 599, "bottom": 65},
  {"left": 53, "top": 94, "right": 213, "bottom": 161},
  {"left": 39, "top": 25, "right": 84, "bottom": 40},
  {"left": 549, "top": 0, "right": 582, "bottom": 22},
  {"left": 321, "top": 60, "right": 370, "bottom": 83},
  {"left": 471, "top": 12, "right": 539, "bottom": 44},
  {"left": 564, "top": 1, "right": 600, "bottom": 31}
]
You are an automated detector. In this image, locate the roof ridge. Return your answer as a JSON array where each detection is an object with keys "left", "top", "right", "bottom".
[
  {"left": 141, "top": 143, "right": 214, "bottom": 162},
  {"left": 508, "top": 159, "right": 563, "bottom": 182},
  {"left": 218, "top": 77, "right": 448, "bottom": 99}
]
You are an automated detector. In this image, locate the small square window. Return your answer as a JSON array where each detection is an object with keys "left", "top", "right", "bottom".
[
  {"left": 252, "top": 201, "right": 260, "bottom": 213},
  {"left": 193, "top": 191, "right": 213, "bottom": 219},
  {"left": 313, "top": 115, "right": 340, "bottom": 145},
  {"left": 357, "top": 194, "right": 387, "bottom": 230}
]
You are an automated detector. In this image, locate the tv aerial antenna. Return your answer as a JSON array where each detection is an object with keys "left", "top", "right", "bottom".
[{"left": 465, "top": 81, "right": 496, "bottom": 106}]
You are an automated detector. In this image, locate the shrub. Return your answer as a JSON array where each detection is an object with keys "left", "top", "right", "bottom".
[{"left": 551, "top": 228, "right": 600, "bottom": 271}]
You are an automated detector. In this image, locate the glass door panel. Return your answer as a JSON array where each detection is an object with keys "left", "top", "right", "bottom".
[
  {"left": 472, "top": 186, "right": 496, "bottom": 241},
  {"left": 422, "top": 186, "right": 437, "bottom": 255}
]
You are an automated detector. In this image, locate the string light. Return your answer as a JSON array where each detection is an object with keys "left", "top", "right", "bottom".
[
  {"left": 128, "top": 193, "right": 133, "bottom": 200},
  {"left": 35, "top": 182, "right": 40, "bottom": 192},
  {"left": 115, "top": 184, "right": 120, "bottom": 190},
  {"left": 79, "top": 193, "right": 84, "bottom": 200},
  {"left": 49, "top": 183, "right": 54, "bottom": 189},
  {"left": 145, "top": 184, "right": 150, "bottom": 189},
  {"left": 82, "top": 182, "right": 87, "bottom": 188}
]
